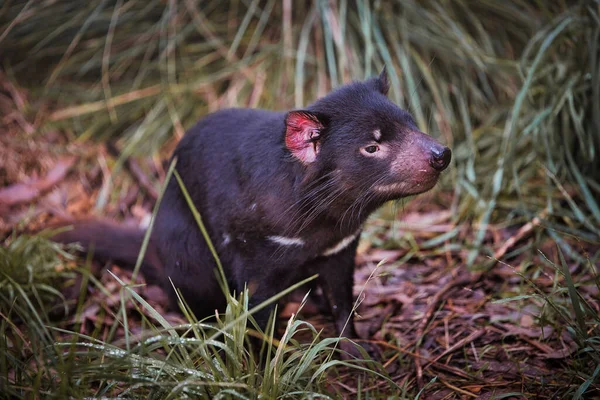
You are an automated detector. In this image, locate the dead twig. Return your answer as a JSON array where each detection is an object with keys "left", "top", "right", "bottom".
[
  {"left": 439, "top": 379, "right": 479, "bottom": 398},
  {"left": 374, "top": 340, "right": 486, "bottom": 382},
  {"left": 493, "top": 209, "right": 548, "bottom": 260},
  {"left": 423, "top": 328, "right": 487, "bottom": 369}
]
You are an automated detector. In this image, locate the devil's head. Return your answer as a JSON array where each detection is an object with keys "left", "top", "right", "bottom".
[{"left": 284, "top": 68, "right": 451, "bottom": 223}]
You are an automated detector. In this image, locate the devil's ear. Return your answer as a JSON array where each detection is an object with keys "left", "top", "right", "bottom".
[
  {"left": 371, "top": 65, "right": 390, "bottom": 96},
  {"left": 285, "top": 110, "right": 326, "bottom": 164}
]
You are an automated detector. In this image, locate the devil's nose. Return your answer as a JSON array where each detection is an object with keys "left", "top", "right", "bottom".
[{"left": 429, "top": 146, "right": 451, "bottom": 171}]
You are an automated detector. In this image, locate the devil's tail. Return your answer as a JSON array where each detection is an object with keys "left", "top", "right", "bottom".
[{"left": 51, "top": 220, "right": 164, "bottom": 284}]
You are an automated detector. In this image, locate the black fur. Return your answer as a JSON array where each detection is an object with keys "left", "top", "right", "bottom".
[{"left": 54, "top": 70, "right": 451, "bottom": 341}]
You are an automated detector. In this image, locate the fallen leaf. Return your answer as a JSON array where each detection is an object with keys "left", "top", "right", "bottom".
[{"left": 0, "top": 157, "right": 76, "bottom": 207}]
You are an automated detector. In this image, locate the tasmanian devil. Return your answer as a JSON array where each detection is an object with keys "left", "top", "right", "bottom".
[{"left": 54, "top": 68, "right": 451, "bottom": 346}]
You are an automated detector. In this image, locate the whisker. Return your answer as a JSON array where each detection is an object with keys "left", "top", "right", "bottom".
[
  {"left": 273, "top": 170, "right": 338, "bottom": 228},
  {"left": 281, "top": 179, "right": 340, "bottom": 234},
  {"left": 338, "top": 174, "right": 388, "bottom": 232}
]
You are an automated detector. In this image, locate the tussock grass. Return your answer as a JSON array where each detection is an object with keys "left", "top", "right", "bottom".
[
  {"left": 0, "top": 230, "right": 77, "bottom": 317},
  {"left": 0, "top": 232, "right": 77, "bottom": 398},
  {"left": 1, "top": 254, "right": 391, "bottom": 398}
]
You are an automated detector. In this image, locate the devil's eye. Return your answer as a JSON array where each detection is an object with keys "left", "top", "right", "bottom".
[{"left": 365, "top": 145, "right": 379, "bottom": 153}]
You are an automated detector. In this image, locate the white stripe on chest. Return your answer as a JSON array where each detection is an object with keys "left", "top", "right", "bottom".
[
  {"left": 267, "top": 230, "right": 361, "bottom": 257},
  {"left": 322, "top": 230, "right": 361, "bottom": 257}
]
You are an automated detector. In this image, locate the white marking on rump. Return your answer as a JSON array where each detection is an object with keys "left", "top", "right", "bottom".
[
  {"left": 322, "top": 230, "right": 361, "bottom": 257},
  {"left": 268, "top": 235, "right": 305, "bottom": 246}
]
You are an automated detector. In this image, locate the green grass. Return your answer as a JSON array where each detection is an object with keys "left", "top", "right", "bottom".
[
  {"left": 0, "top": 250, "right": 388, "bottom": 397},
  {"left": 0, "top": 229, "right": 395, "bottom": 398}
]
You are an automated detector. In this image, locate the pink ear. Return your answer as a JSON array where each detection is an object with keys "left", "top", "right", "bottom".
[{"left": 285, "top": 111, "right": 324, "bottom": 164}]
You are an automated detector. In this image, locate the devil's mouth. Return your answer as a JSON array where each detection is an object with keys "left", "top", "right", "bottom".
[{"left": 373, "top": 176, "right": 439, "bottom": 198}]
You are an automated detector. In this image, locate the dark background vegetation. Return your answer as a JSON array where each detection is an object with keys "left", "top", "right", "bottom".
[{"left": 0, "top": 0, "right": 599, "bottom": 398}]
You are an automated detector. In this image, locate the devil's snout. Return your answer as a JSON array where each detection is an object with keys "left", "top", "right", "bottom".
[{"left": 429, "top": 145, "right": 451, "bottom": 171}]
